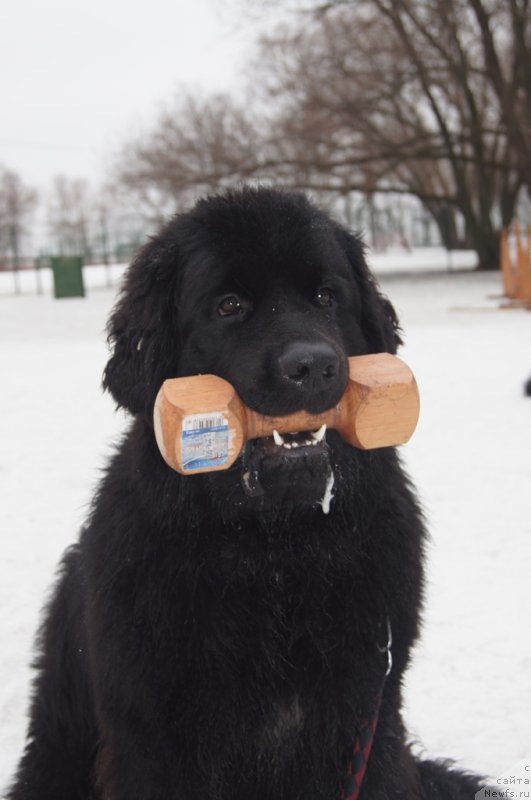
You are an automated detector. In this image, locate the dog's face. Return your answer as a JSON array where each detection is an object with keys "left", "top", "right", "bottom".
[{"left": 104, "top": 188, "right": 401, "bottom": 513}]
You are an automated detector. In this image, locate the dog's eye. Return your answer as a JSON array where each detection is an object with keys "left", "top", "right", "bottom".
[
  {"left": 315, "top": 287, "right": 333, "bottom": 307},
  {"left": 218, "top": 295, "right": 245, "bottom": 317}
]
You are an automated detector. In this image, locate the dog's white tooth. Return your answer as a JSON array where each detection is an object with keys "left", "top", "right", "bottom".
[
  {"left": 291, "top": 442, "right": 299, "bottom": 448},
  {"left": 283, "top": 442, "right": 292, "bottom": 449},
  {"left": 273, "top": 430, "right": 284, "bottom": 446},
  {"left": 311, "top": 424, "right": 327, "bottom": 443}
]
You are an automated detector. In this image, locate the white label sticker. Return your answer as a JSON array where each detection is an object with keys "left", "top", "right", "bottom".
[{"left": 181, "top": 413, "right": 229, "bottom": 471}]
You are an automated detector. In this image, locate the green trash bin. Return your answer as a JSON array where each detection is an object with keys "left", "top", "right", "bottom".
[{"left": 50, "top": 256, "right": 85, "bottom": 299}]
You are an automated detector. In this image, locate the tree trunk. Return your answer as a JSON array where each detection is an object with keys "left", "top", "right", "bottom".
[
  {"left": 468, "top": 227, "right": 500, "bottom": 271},
  {"left": 425, "top": 202, "right": 463, "bottom": 250}
]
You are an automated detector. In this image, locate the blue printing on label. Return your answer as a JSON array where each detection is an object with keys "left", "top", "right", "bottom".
[{"left": 182, "top": 414, "right": 229, "bottom": 471}]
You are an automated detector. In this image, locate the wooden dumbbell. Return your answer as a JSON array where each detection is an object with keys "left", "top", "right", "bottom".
[{"left": 153, "top": 353, "right": 420, "bottom": 474}]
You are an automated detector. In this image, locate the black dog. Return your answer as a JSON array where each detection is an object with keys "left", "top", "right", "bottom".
[{"left": 8, "top": 188, "right": 483, "bottom": 799}]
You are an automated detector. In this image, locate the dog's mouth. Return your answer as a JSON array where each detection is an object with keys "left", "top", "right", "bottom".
[
  {"left": 240, "top": 424, "right": 334, "bottom": 510},
  {"left": 251, "top": 423, "right": 327, "bottom": 456}
]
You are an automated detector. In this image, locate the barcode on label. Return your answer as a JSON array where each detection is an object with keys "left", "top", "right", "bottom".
[{"left": 183, "top": 413, "right": 227, "bottom": 433}]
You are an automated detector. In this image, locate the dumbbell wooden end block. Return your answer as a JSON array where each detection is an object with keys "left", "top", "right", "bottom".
[{"left": 154, "top": 353, "right": 420, "bottom": 475}]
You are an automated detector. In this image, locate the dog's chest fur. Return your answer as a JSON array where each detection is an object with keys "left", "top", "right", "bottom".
[{"left": 259, "top": 694, "right": 305, "bottom": 751}]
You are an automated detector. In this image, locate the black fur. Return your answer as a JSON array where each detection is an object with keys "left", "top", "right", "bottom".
[
  {"left": 524, "top": 376, "right": 531, "bottom": 396},
  {"left": 8, "top": 188, "right": 484, "bottom": 799}
]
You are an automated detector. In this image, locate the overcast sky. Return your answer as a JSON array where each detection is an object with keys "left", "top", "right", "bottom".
[{"left": 1, "top": 0, "right": 258, "bottom": 191}]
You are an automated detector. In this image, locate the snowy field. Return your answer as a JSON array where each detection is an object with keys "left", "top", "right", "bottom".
[{"left": 1, "top": 252, "right": 530, "bottom": 793}]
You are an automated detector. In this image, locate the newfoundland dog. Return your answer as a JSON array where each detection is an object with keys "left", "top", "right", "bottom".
[{"left": 8, "top": 187, "right": 483, "bottom": 799}]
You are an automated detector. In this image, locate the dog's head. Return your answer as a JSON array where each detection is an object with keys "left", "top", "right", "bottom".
[{"left": 104, "top": 187, "right": 401, "bottom": 513}]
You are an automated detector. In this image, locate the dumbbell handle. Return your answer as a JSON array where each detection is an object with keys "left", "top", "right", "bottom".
[{"left": 154, "top": 353, "right": 420, "bottom": 474}]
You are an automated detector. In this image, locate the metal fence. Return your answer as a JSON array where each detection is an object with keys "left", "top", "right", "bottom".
[{"left": 0, "top": 255, "right": 129, "bottom": 296}]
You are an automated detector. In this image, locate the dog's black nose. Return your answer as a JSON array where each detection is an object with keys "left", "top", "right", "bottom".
[{"left": 278, "top": 341, "right": 341, "bottom": 393}]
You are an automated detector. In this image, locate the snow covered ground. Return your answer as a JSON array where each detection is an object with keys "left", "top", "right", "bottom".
[{"left": 1, "top": 252, "right": 530, "bottom": 793}]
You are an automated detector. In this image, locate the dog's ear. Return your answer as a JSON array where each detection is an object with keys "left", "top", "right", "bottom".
[
  {"left": 334, "top": 226, "right": 403, "bottom": 354},
  {"left": 103, "top": 235, "right": 181, "bottom": 417}
]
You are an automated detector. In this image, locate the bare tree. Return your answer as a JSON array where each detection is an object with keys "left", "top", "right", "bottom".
[
  {"left": 468, "top": 0, "right": 531, "bottom": 191},
  {"left": 252, "top": 0, "right": 525, "bottom": 267},
  {"left": 116, "top": 93, "right": 264, "bottom": 220},
  {"left": 47, "top": 176, "right": 93, "bottom": 258},
  {"left": 0, "top": 166, "right": 38, "bottom": 269},
  {"left": 94, "top": 184, "right": 149, "bottom": 265},
  {"left": 115, "top": 1, "right": 529, "bottom": 268}
]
